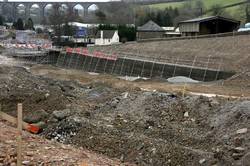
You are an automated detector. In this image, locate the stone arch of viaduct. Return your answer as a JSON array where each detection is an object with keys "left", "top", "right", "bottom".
[{"left": 0, "top": 1, "right": 106, "bottom": 22}]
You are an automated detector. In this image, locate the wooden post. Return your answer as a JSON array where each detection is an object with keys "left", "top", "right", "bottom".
[
  {"left": 182, "top": 83, "right": 187, "bottom": 98},
  {"left": 17, "top": 103, "right": 23, "bottom": 166}
]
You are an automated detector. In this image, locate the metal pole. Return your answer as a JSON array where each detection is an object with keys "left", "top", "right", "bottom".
[
  {"left": 68, "top": 47, "right": 75, "bottom": 68},
  {"left": 189, "top": 56, "right": 197, "bottom": 78},
  {"left": 215, "top": 57, "right": 223, "bottom": 81},
  {"left": 62, "top": 52, "right": 67, "bottom": 67},
  {"left": 119, "top": 54, "right": 127, "bottom": 75},
  {"left": 82, "top": 52, "right": 88, "bottom": 71},
  {"left": 103, "top": 56, "right": 109, "bottom": 73},
  {"left": 160, "top": 63, "right": 166, "bottom": 78},
  {"left": 111, "top": 58, "right": 117, "bottom": 75},
  {"left": 150, "top": 58, "right": 156, "bottom": 78},
  {"left": 140, "top": 59, "right": 145, "bottom": 78},
  {"left": 87, "top": 51, "right": 95, "bottom": 72},
  {"left": 172, "top": 57, "right": 179, "bottom": 77},
  {"left": 94, "top": 56, "right": 101, "bottom": 73},
  {"left": 75, "top": 52, "right": 80, "bottom": 69},
  {"left": 203, "top": 55, "right": 211, "bottom": 82},
  {"left": 129, "top": 59, "right": 136, "bottom": 77}
]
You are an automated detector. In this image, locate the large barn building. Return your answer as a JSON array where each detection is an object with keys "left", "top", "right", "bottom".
[{"left": 178, "top": 16, "right": 240, "bottom": 36}]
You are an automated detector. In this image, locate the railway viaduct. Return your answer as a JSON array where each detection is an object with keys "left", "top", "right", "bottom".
[{"left": 0, "top": 0, "right": 116, "bottom": 22}]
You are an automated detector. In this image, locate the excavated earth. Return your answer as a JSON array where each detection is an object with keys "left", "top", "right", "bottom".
[{"left": 0, "top": 65, "right": 250, "bottom": 166}]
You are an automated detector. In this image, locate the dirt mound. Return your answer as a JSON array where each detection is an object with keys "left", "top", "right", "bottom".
[
  {"left": 0, "top": 65, "right": 249, "bottom": 166},
  {"left": 0, "top": 120, "right": 125, "bottom": 166},
  {"left": 43, "top": 91, "right": 250, "bottom": 165}
]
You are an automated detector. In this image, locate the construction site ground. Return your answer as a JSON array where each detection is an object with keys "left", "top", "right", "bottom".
[
  {"left": 0, "top": 120, "right": 125, "bottom": 166},
  {"left": 0, "top": 60, "right": 250, "bottom": 165}
]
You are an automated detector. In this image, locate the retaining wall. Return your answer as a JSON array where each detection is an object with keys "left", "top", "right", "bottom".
[
  {"left": 13, "top": 50, "right": 235, "bottom": 81},
  {"left": 55, "top": 52, "right": 234, "bottom": 81}
]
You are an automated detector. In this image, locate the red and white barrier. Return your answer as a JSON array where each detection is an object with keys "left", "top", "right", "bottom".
[
  {"left": 1, "top": 43, "right": 52, "bottom": 49},
  {"left": 66, "top": 47, "right": 118, "bottom": 61}
]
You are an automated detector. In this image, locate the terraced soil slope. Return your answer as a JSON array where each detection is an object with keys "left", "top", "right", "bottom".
[{"left": 95, "top": 34, "right": 250, "bottom": 72}]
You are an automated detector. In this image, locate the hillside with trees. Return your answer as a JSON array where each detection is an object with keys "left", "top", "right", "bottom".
[{"left": 141, "top": 0, "right": 250, "bottom": 25}]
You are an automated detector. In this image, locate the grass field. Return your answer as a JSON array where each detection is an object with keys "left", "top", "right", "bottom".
[
  {"left": 146, "top": 0, "right": 245, "bottom": 10},
  {"left": 145, "top": 0, "right": 246, "bottom": 22}
]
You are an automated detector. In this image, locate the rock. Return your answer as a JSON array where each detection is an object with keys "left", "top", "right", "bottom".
[
  {"left": 122, "top": 92, "right": 129, "bottom": 99},
  {"left": 22, "top": 161, "right": 30, "bottom": 165},
  {"left": 232, "top": 153, "right": 244, "bottom": 160},
  {"left": 151, "top": 148, "right": 156, "bottom": 154},
  {"left": 10, "top": 163, "right": 16, "bottom": 166},
  {"left": 184, "top": 112, "right": 189, "bottom": 118},
  {"left": 24, "top": 109, "right": 48, "bottom": 123},
  {"left": 53, "top": 109, "right": 71, "bottom": 120},
  {"left": 45, "top": 93, "right": 50, "bottom": 98},
  {"left": 242, "top": 152, "right": 250, "bottom": 166},
  {"left": 236, "top": 128, "right": 248, "bottom": 134},
  {"left": 209, "top": 98, "right": 219, "bottom": 107},
  {"left": 167, "top": 76, "right": 199, "bottom": 83},
  {"left": 24, "top": 115, "right": 40, "bottom": 124},
  {"left": 234, "top": 137, "right": 244, "bottom": 146},
  {"left": 69, "top": 116, "right": 83, "bottom": 124},
  {"left": 26, "top": 152, "right": 33, "bottom": 156},
  {"left": 146, "top": 120, "right": 155, "bottom": 127},
  {"left": 199, "top": 158, "right": 206, "bottom": 164},
  {"left": 233, "top": 147, "right": 245, "bottom": 153},
  {"left": 48, "top": 117, "right": 58, "bottom": 123},
  {"left": 110, "top": 98, "right": 120, "bottom": 107}
]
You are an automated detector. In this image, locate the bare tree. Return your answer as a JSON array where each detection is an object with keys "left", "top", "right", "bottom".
[{"left": 102, "top": 2, "right": 136, "bottom": 24}]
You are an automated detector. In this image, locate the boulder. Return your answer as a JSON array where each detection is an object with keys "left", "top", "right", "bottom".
[
  {"left": 24, "top": 109, "right": 48, "bottom": 123},
  {"left": 53, "top": 109, "right": 71, "bottom": 120}
]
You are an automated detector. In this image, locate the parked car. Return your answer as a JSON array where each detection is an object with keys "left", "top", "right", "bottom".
[{"left": 238, "top": 23, "right": 250, "bottom": 32}]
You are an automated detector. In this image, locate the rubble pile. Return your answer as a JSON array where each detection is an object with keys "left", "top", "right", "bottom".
[{"left": 0, "top": 65, "right": 249, "bottom": 165}]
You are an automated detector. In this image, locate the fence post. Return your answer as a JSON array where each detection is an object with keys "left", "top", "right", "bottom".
[{"left": 17, "top": 103, "right": 23, "bottom": 166}]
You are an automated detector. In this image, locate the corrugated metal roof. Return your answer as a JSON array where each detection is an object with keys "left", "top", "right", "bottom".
[
  {"left": 179, "top": 16, "right": 215, "bottom": 23},
  {"left": 179, "top": 16, "right": 240, "bottom": 24},
  {"left": 137, "top": 20, "right": 165, "bottom": 32}
]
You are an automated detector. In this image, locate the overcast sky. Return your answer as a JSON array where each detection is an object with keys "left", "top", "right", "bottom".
[{"left": 0, "top": 0, "right": 118, "bottom": 2}]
